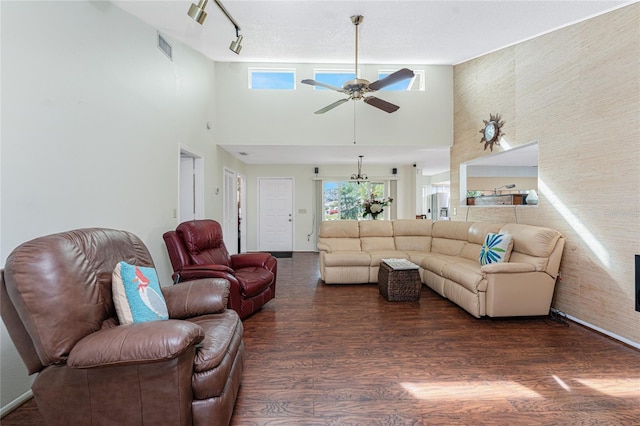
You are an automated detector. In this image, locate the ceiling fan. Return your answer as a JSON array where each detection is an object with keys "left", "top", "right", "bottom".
[{"left": 301, "top": 15, "right": 415, "bottom": 114}]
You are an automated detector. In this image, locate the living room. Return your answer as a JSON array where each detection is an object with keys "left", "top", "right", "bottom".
[{"left": 1, "top": 0, "right": 638, "bottom": 421}]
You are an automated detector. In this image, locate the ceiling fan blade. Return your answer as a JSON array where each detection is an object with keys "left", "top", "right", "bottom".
[
  {"left": 314, "top": 98, "right": 350, "bottom": 114},
  {"left": 301, "top": 79, "right": 345, "bottom": 92},
  {"left": 363, "top": 96, "right": 400, "bottom": 113},
  {"left": 368, "top": 68, "right": 415, "bottom": 91}
]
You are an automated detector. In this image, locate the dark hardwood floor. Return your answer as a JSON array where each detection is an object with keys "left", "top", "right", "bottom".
[{"left": 3, "top": 252, "right": 639, "bottom": 425}]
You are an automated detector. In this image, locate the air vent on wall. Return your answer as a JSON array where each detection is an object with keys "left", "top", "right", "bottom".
[{"left": 158, "top": 33, "right": 173, "bottom": 61}]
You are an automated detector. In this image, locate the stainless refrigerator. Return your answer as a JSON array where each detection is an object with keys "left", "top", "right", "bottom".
[{"left": 429, "top": 193, "right": 450, "bottom": 221}]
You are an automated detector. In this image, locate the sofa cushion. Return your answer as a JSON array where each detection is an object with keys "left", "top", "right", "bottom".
[
  {"left": 442, "top": 261, "right": 485, "bottom": 293},
  {"left": 319, "top": 220, "right": 360, "bottom": 238},
  {"left": 361, "top": 237, "right": 396, "bottom": 252},
  {"left": 392, "top": 219, "right": 432, "bottom": 236},
  {"left": 319, "top": 238, "right": 362, "bottom": 252},
  {"left": 432, "top": 221, "right": 472, "bottom": 240},
  {"left": 420, "top": 253, "right": 460, "bottom": 276},
  {"left": 431, "top": 221, "right": 472, "bottom": 255},
  {"left": 323, "top": 251, "right": 371, "bottom": 267},
  {"left": 394, "top": 235, "right": 431, "bottom": 251},
  {"left": 431, "top": 238, "right": 467, "bottom": 256},
  {"left": 467, "top": 221, "right": 505, "bottom": 245},
  {"left": 318, "top": 220, "right": 362, "bottom": 252},
  {"left": 459, "top": 243, "right": 482, "bottom": 262},
  {"left": 480, "top": 233, "right": 513, "bottom": 265},
  {"left": 500, "top": 224, "right": 562, "bottom": 258},
  {"left": 359, "top": 220, "right": 394, "bottom": 237},
  {"left": 112, "top": 262, "right": 169, "bottom": 324},
  {"left": 393, "top": 218, "right": 432, "bottom": 252}
]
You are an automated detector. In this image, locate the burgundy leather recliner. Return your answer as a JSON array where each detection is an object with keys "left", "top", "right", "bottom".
[
  {"left": 1, "top": 228, "right": 244, "bottom": 426},
  {"left": 163, "top": 220, "right": 277, "bottom": 320}
]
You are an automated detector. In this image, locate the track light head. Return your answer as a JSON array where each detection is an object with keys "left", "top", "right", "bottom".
[
  {"left": 229, "top": 34, "right": 243, "bottom": 54},
  {"left": 188, "top": 0, "right": 208, "bottom": 25}
]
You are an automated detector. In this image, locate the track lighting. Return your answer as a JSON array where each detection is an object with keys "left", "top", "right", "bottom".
[
  {"left": 187, "top": 0, "right": 243, "bottom": 55},
  {"left": 229, "top": 33, "right": 243, "bottom": 55},
  {"left": 187, "top": 0, "right": 208, "bottom": 25}
]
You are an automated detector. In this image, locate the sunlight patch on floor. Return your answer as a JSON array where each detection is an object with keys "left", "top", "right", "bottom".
[
  {"left": 573, "top": 378, "right": 640, "bottom": 398},
  {"left": 401, "top": 381, "right": 542, "bottom": 400},
  {"left": 552, "top": 374, "right": 572, "bottom": 391}
]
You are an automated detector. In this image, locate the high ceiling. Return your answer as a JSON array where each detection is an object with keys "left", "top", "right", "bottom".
[{"left": 113, "top": 0, "right": 630, "bottom": 175}]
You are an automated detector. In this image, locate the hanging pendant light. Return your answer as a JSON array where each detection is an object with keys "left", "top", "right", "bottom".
[{"left": 351, "top": 155, "right": 368, "bottom": 184}]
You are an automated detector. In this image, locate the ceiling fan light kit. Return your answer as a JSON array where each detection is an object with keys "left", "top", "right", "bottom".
[{"left": 301, "top": 15, "right": 415, "bottom": 114}]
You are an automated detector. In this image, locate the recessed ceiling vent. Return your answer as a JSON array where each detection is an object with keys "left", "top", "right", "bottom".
[{"left": 157, "top": 33, "right": 173, "bottom": 61}]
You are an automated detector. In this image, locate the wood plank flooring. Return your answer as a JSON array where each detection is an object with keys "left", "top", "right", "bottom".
[{"left": 3, "top": 252, "right": 639, "bottom": 425}]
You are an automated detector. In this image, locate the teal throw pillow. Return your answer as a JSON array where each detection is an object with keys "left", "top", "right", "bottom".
[
  {"left": 112, "top": 261, "right": 169, "bottom": 324},
  {"left": 480, "top": 233, "right": 513, "bottom": 266}
]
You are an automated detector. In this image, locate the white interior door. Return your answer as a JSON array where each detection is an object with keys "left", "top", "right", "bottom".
[
  {"left": 259, "top": 178, "right": 293, "bottom": 252},
  {"left": 223, "top": 168, "right": 238, "bottom": 254}
]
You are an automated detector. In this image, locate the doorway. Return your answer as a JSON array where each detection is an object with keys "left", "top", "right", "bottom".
[
  {"left": 258, "top": 177, "right": 293, "bottom": 254},
  {"left": 223, "top": 168, "right": 238, "bottom": 255},
  {"left": 179, "top": 149, "right": 204, "bottom": 222},
  {"left": 237, "top": 173, "right": 247, "bottom": 253}
]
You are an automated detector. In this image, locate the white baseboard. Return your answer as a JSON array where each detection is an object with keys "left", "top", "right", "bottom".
[
  {"left": 0, "top": 390, "right": 33, "bottom": 418},
  {"left": 563, "top": 312, "right": 640, "bottom": 350}
]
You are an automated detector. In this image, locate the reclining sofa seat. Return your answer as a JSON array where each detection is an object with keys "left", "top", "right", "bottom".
[
  {"left": 0, "top": 228, "right": 244, "bottom": 426},
  {"left": 316, "top": 220, "right": 369, "bottom": 284},
  {"left": 317, "top": 219, "right": 565, "bottom": 318},
  {"left": 163, "top": 219, "right": 277, "bottom": 320}
]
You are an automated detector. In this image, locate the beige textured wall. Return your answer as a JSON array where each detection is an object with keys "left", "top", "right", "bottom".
[{"left": 452, "top": 4, "right": 640, "bottom": 344}]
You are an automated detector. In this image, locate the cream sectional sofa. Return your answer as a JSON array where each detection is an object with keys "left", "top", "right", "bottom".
[{"left": 317, "top": 219, "right": 565, "bottom": 318}]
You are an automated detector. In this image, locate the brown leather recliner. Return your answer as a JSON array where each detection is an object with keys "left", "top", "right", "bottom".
[
  {"left": 1, "top": 228, "right": 244, "bottom": 426},
  {"left": 163, "top": 220, "right": 277, "bottom": 320}
]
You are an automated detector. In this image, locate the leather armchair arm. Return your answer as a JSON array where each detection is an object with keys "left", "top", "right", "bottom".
[
  {"left": 230, "top": 252, "right": 274, "bottom": 269},
  {"left": 67, "top": 320, "right": 204, "bottom": 368},
  {"left": 481, "top": 262, "right": 537, "bottom": 274},
  {"left": 162, "top": 279, "right": 230, "bottom": 318},
  {"left": 177, "top": 264, "right": 235, "bottom": 278}
]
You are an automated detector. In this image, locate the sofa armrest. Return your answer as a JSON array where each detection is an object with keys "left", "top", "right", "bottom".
[
  {"left": 317, "top": 242, "right": 331, "bottom": 252},
  {"left": 68, "top": 320, "right": 204, "bottom": 368},
  {"left": 162, "top": 278, "right": 230, "bottom": 318},
  {"left": 481, "top": 262, "right": 536, "bottom": 274},
  {"left": 178, "top": 264, "right": 235, "bottom": 277}
]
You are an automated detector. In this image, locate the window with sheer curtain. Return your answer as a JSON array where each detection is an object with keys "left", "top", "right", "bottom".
[{"left": 322, "top": 181, "right": 386, "bottom": 221}]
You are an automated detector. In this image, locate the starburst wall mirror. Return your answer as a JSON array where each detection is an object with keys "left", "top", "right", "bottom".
[{"left": 479, "top": 113, "right": 505, "bottom": 151}]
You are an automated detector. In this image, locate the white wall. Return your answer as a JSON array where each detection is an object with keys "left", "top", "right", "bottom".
[
  {"left": 241, "top": 163, "right": 416, "bottom": 252},
  {"left": 1, "top": 1, "right": 218, "bottom": 411},
  {"left": 214, "top": 62, "right": 453, "bottom": 148}
]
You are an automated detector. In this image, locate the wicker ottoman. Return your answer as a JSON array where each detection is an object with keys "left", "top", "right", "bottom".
[{"left": 378, "top": 259, "right": 421, "bottom": 302}]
